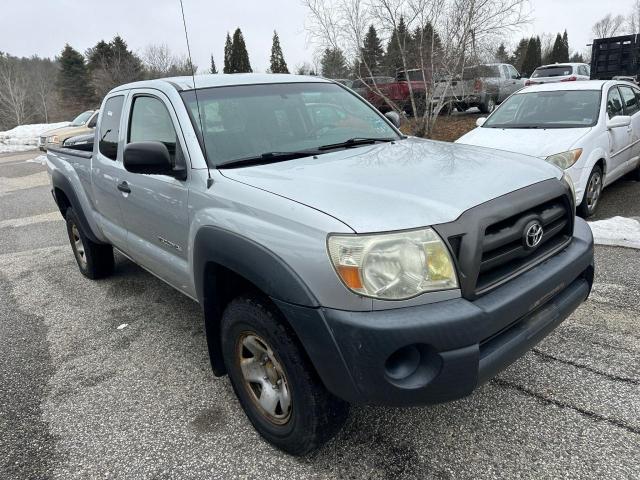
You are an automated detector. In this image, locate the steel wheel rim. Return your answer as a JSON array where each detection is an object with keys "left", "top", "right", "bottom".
[
  {"left": 236, "top": 332, "right": 292, "bottom": 425},
  {"left": 71, "top": 224, "right": 87, "bottom": 269},
  {"left": 586, "top": 172, "right": 602, "bottom": 213}
]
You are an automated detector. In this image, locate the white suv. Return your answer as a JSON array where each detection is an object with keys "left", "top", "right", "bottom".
[{"left": 526, "top": 63, "right": 591, "bottom": 86}]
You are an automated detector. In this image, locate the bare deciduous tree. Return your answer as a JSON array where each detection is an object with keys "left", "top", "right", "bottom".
[
  {"left": 303, "top": 0, "right": 529, "bottom": 137},
  {"left": 592, "top": 14, "right": 625, "bottom": 39},
  {"left": 0, "top": 54, "right": 31, "bottom": 127},
  {"left": 628, "top": 0, "right": 640, "bottom": 34},
  {"left": 142, "top": 44, "right": 195, "bottom": 79}
]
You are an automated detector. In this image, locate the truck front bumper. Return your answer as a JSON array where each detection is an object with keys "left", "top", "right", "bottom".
[{"left": 276, "top": 218, "right": 594, "bottom": 406}]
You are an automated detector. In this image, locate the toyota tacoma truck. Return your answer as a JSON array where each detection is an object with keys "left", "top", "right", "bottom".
[{"left": 47, "top": 74, "right": 594, "bottom": 455}]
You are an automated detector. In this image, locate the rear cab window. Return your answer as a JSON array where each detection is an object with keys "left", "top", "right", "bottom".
[
  {"left": 98, "top": 96, "right": 125, "bottom": 160},
  {"left": 531, "top": 66, "right": 573, "bottom": 78}
]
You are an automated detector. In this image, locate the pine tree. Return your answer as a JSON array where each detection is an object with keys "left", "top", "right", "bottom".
[
  {"left": 360, "top": 25, "right": 384, "bottom": 75},
  {"left": 521, "top": 37, "right": 540, "bottom": 76},
  {"left": 569, "top": 52, "right": 585, "bottom": 63},
  {"left": 549, "top": 33, "right": 566, "bottom": 64},
  {"left": 223, "top": 33, "right": 232, "bottom": 74},
  {"left": 269, "top": 31, "right": 289, "bottom": 73},
  {"left": 495, "top": 43, "right": 509, "bottom": 63},
  {"left": 320, "top": 48, "right": 348, "bottom": 78},
  {"left": 210, "top": 55, "right": 218, "bottom": 74},
  {"left": 86, "top": 40, "right": 112, "bottom": 72},
  {"left": 229, "top": 28, "right": 252, "bottom": 73},
  {"left": 56, "top": 44, "right": 93, "bottom": 112},
  {"left": 510, "top": 38, "right": 529, "bottom": 72},
  {"left": 385, "top": 16, "right": 410, "bottom": 76},
  {"left": 561, "top": 30, "right": 570, "bottom": 62}
]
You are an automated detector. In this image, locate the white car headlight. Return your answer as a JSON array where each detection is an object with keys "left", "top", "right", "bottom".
[
  {"left": 327, "top": 228, "right": 458, "bottom": 300},
  {"left": 48, "top": 135, "right": 59, "bottom": 144},
  {"left": 546, "top": 149, "right": 582, "bottom": 170}
]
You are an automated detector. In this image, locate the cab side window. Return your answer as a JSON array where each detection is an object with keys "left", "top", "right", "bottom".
[
  {"left": 508, "top": 65, "right": 520, "bottom": 79},
  {"left": 99, "top": 96, "right": 125, "bottom": 160},
  {"left": 619, "top": 86, "right": 639, "bottom": 116},
  {"left": 607, "top": 88, "right": 624, "bottom": 119},
  {"left": 128, "top": 96, "right": 183, "bottom": 167}
]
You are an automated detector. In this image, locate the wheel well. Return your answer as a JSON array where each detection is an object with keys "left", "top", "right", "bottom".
[
  {"left": 54, "top": 188, "right": 71, "bottom": 218},
  {"left": 202, "top": 262, "right": 292, "bottom": 377},
  {"left": 595, "top": 158, "right": 606, "bottom": 177}
]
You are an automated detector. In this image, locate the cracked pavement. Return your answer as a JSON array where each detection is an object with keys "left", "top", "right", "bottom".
[{"left": 1, "top": 150, "right": 638, "bottom": 479}]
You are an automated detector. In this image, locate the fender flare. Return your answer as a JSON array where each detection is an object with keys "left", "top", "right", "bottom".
[
  {"left": 193, "top": 226, "right": 319, "bottom": 307},
  {"left": 50, "top": 169, "right": 103, "bottom": 244}
]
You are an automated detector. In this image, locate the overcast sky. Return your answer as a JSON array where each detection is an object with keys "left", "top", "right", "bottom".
[{"left": 0, "top": 0, "right": 636, "bottom": 72}]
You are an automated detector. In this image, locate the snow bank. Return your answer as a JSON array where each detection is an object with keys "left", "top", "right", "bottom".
[
  {"left": 588, "top": 216, "right": 640, "bottom": 249},
  {"left": 0, "top": 122, "right": 69, "bottom": 153}
]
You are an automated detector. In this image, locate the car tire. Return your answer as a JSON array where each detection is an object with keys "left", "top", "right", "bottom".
[
  {"left": 65, "top": 207, "right": 114, "bottom": 279},
  {"left": 577, "top": 166, "right": 603, "bottom": 218},
  {"left": 221, "top": 295, "right": 349, "bottom": 456},
  {"left": 479, "top": 97, "right": 496, "bottom": 114}
]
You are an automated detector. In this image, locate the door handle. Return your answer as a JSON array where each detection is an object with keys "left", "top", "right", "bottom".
[{"left": 117, "top": 181, "right": 131, "bottom": 194}]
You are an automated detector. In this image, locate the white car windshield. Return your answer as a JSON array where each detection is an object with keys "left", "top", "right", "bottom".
[
  {"left": 181, "top": 82, "right": 401, "bottom": 167},
  {"left": 483, "top": 90, "right": 602, "bottom": 129}
]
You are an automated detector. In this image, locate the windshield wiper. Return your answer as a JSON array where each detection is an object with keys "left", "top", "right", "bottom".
[
  {"left": 217, "top": 150, "right": 318, "bottom": 169},
  {"left": 317, "top": 137, "right": 396, "bottom": 151}
]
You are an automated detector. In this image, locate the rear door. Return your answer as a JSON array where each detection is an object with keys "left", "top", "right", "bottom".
[
  {"left": 118, "top": 90, "right": 192, "bottom": 295},
  {"left": 92, "top": 93, "right": 129, "bottom": 249},
  {"left": 618, "top": 84, "right": 640, "bottom": 169},
  {"left": 605, "top": 86, "right": 632, "bottom": 181}
]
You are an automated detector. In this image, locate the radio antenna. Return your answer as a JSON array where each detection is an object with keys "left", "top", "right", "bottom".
[{"left": 179, "top": 0, "right": 213, "bottom": 188}]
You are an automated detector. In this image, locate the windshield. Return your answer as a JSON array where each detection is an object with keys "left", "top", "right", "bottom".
[
  {"left": 181, "top": 82, "right": 400, "bottom": 167},
  {"left": 70, "top": 110, "right": 93, "bottom": 126},
  {"left": 532, "top": 66, "right": 573, "bottom": 78},
  {"left": 463, "top": 65, "right": 500, "bottom": 79},
  {"left": 483, "top": 90, "right": 601, "bottom": 129}
]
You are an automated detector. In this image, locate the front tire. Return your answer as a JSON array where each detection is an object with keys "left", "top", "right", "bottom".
[
  {"left": 577, "top": 166, "right": 603, "bottom": 218},
  {"left": 221, "top": 295, "right": 349, "bottom": 455},
  {"left": 65, "top": 208, "right": 114, "bottom": 279}
]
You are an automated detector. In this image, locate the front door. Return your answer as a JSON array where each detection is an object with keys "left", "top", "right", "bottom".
[
  {"left": 92, "top": 93, "right": 129, "bottom": 249},
  {"left": 618, "top": 84, "right": 640, "bottom": 170},
  {"left": 118, "top": 91, "right": 192, "bottom": 296},
  {"left": 605, "top": 86, "right": 632, "bottom": 182}
]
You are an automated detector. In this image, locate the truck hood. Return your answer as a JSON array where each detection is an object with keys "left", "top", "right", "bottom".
[
  {"left": 42, "top": 124, "right": 91, "bottom": 139},
  {"left": 219, "top": 137, "right": 561, "bottom": 232},
  {"left": 456, "top": 126, "right": 591, "bottom": 159}
]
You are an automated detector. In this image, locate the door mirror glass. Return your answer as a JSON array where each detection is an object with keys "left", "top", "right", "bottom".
[
  {"left": 385, "top": 111, "right": 401, "bottom": 128},
  {"left": 124, "top": 141, "right": 176, "bottom": 176},
  {"left": 606, "top": 115, "right": 631, "bottom": 129},
  {"left": 476, "top": 117, "right": 487, "bottom": 127}
]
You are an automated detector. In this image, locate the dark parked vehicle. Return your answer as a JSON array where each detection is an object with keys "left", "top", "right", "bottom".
[{"left": 591, "top": 34, "right": 640, "bottom": 81}]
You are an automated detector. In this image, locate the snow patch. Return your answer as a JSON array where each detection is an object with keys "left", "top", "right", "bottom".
[
  {"left": 0, "top": 122, "right": 69, "bottom": 153},
  {"left": 26, "top": 154, "right": 48, "bottom": 165},
  {"left": 588, "top": 216, "right": 640, "bottom": 249}
]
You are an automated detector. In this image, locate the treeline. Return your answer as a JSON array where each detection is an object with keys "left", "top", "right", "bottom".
[
  {"left": 318, "top": 19, "right": 442, "bottom": 79},
  {"left": 496, "top": 31, "right": 585, "bottom": 77},
  {"left": 0, "top": 28, "right": 290, "bottom": 131}
]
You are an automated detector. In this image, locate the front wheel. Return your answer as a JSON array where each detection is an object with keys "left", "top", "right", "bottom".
[
  {"left": 577, "top": 166, "right": 603, "bottom": 218},
  {"left": 221, "top": 295, "right": 349, "bottom": 455}
]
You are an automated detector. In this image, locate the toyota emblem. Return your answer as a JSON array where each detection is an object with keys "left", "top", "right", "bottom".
[{"left": 524, "top": 222, "right": 544, "bottom": 249}]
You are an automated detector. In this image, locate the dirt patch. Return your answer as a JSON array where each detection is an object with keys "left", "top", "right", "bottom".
[{"left": 401, "top": 112, "right": 481, "bottom": 143}]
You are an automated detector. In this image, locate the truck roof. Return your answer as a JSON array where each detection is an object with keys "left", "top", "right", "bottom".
[{"left": 112, "top": 73, "right": 331, "bottom": 93}]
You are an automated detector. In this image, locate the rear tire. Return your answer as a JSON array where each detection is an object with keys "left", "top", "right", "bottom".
[
  {"left": 577, "top": 166, "right": 603, "bottom": 218},
  {"left": 479, "top": 97, "right": 496, "bottom": 114},
  {"left": 65, "top": 208, "right": 114, "bottom": 279},
  {"left": 221, "top": 295, "right": 349, "bottom": 455}
]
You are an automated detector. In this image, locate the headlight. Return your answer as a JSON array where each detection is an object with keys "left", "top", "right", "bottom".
[
  {"left": 48, "top": 135, "right": 59, "bottom": 144},
  {"left": 545, "top": 149, "right": 582, "bottom": 169},
  {"left": 327, "top": 228, "right": 458, "bottom": 300}
]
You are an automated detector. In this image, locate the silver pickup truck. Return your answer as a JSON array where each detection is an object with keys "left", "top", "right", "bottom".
[
  {"left": 47, "top": 74, "right": 594, "bottom": 455},
  {"left": 437, "top": 63, "right": 525, "bottom": 113}
]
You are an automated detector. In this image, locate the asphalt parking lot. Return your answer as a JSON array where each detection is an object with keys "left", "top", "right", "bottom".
[{"left": 1, "top": 150, "right": 639, "bottom": 479}]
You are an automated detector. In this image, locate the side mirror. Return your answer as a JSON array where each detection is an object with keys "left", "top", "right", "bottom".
[
  {"left": 385, "top": 111, "right": 402, "bottom": 128},
  {"left": 607, "top": 115, "right": 631, "bottom": 129},
  {"left": 124, "top": 141, "right": 183, "bottom": 178},
  {"left": 476, "top": 117, "right": 487, "bottom": 127}
]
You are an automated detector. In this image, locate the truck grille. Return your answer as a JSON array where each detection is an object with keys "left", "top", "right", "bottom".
[
  {"left": 475, "top": 197, "right": 572, "bottom": 294},
  {"left": 432, "top": 179, "right": 575, "bottom": 300}
]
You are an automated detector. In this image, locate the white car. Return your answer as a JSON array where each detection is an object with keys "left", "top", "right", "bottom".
[
  {"left": 456, "top": 80, "right": 640, "bottom": 217},
  {"left": 525, "top": 63, "right": 591, "bottom": 86}
]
